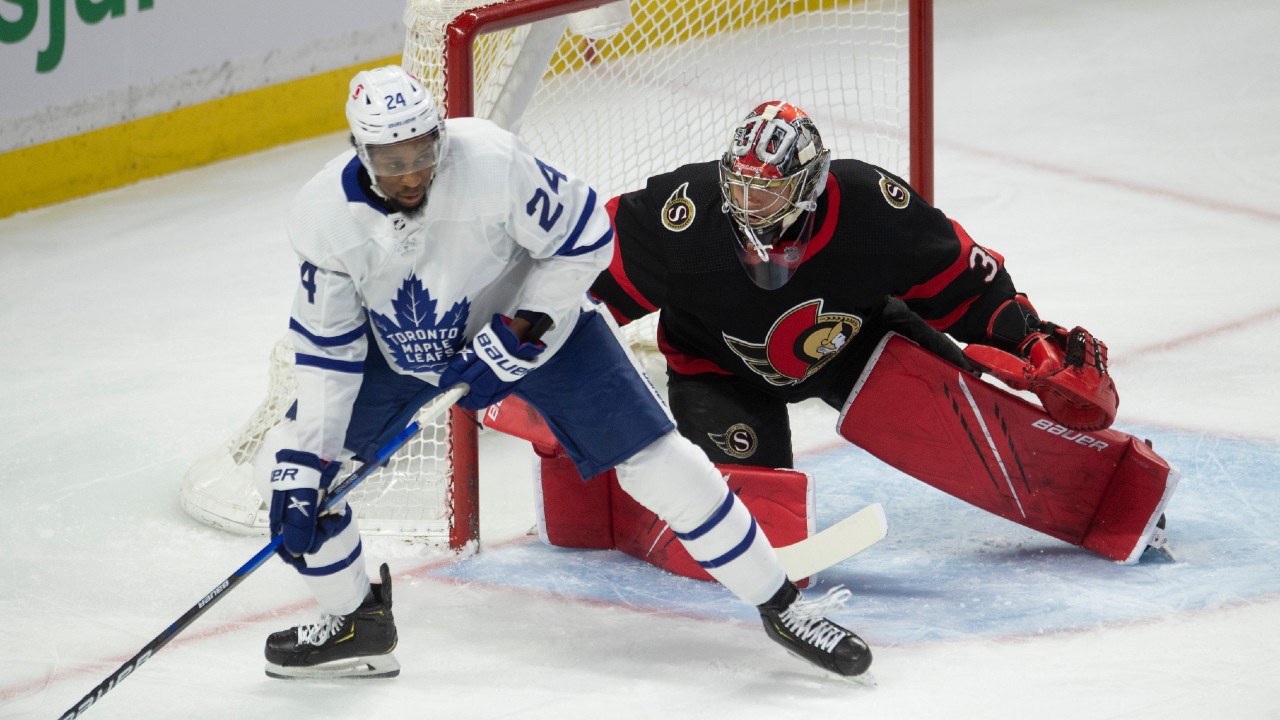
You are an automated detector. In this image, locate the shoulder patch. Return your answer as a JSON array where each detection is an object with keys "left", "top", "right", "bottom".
[
  {"left": 877, "top": 171, "right": 911, "bottom": 209},
  {"left": 661, "top": 182, "right": 697, "bottom": 232}
]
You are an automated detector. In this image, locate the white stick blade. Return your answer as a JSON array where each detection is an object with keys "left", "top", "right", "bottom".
[{"left": 777, "top": 503, "right": 888, "bottom": 582}]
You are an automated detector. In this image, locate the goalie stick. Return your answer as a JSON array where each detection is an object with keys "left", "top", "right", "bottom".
[
  {"left": 57, "top": 384, "right": 468, "bottom": 720},
  {"left": 776, "top": 503, "right": 888, "bottom": 581}
]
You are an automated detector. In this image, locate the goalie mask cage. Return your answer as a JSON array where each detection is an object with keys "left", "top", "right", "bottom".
[{"left": 179, "top": 0, "right": 932, "bottom": 550}]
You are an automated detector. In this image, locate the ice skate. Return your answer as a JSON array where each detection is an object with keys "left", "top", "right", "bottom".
[
  {"left": 758, "top": 581, "right": 872, "bottom": 677},
  {"left": 264, "top": 563, "right": 399, "bottom": 679},
  {"left": 1143, "top": 513, "right": 1177, "bottom": 562}
]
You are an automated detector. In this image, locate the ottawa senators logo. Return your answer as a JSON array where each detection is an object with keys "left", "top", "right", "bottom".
[
  {"left": 660, "top": 182, "right": 696, "bottom": 232},
  {"left": 722, "top": 299, "right": 863, "bottom": 386},
  {"left": 708, "top": 423, "right": 759, "bottom": 459},
  {"left": 877, "top": 171, "right": 910, "bottom": 209}
]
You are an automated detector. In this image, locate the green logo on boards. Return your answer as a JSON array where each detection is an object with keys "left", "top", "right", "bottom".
[{"left": 0, "top": 0, "right": 155, "bottom": 74}]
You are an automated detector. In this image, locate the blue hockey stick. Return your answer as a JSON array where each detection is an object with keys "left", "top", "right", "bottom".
[{"left": 58, "top": 384, "right": 468, "bottom": 719}]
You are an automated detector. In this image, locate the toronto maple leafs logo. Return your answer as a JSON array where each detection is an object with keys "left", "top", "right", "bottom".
[{"left": 370, "top": 274, "right": 470, "bottom": 373}]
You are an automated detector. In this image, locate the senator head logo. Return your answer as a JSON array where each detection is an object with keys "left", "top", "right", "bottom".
[{"left": 722, "top": 299, "right": 862, "bottom": 386}]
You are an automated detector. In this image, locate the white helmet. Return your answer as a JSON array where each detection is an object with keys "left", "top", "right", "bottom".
[{"left": 345, "top": 65, "right": 446, "bottom": 179}]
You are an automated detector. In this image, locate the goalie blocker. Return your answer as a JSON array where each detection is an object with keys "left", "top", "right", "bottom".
[{"left": 840, "top": 333, "right": 1177, "bottom": 563}]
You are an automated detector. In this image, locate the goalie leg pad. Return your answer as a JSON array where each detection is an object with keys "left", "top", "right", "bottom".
[
  {"left": 839, "top": 333, "right": 1175, "bottom": 563},
  {"left": 533, "top": 444, "right": 614, "bottom": 549},
  {"left": 537, "top": 432, "right": 813, "bottom": 591}
]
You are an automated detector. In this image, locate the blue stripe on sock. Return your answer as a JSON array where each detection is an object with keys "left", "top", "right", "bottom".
[
  {"left": 298, "top": 538, "right": 363, "bottom": 577},
  {"left": 698, "top": 518, "right": 758, "bottom": 570},
  {"left": 674, "top": 491, "right": 735, "bottom": 541}
]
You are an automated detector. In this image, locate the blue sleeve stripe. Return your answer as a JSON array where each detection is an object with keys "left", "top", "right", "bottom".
[
  {"left": 558, "top": 226, "right": 614, "bottom": 258},
  {"left": 555, "top": 187, "right": 598, "bottom": 256},
  {"left": 675, "top": 490, "right": 736, "bottom": 542},
  {"left": 289, "top": 318, "right": 366, "bottom": 348},
  {"left": 295, "top": 353, "right": 365, "bottom": 374},
  {"left": 697, "top": 518, "right": 759, "bottom": 570}
]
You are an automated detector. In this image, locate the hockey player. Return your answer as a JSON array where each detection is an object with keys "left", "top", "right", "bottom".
[
  {"left": 253, "top": 67, "right": 872, "bottom": 680},
  {"left": 578, "top": 100, "right": 1173, "bottom": 564}
]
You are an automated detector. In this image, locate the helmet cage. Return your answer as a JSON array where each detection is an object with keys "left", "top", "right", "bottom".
[{"left": 718, "top": 102, "right": 830, "bottom": 287}]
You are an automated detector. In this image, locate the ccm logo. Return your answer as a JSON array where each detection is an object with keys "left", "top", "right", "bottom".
[{"left": 1032, "top": 418, "right": 1109, "bottom": 451}]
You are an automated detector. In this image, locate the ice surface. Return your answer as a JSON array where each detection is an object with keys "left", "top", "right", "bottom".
[{"left": 3, "top": 0, "right": 1280, "bottom": 717}]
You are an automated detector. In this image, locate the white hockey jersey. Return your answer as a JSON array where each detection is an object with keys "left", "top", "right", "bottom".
[{"left": 284, "top": 118, "right": 615, "bottom": 461}]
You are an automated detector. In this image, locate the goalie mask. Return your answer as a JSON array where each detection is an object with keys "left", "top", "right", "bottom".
[
  {"left": 346, "top": 65, "right": 447, "bottom": 208},
  {"left": 719, "top": 101, "right": 831, "bottom": 290}
]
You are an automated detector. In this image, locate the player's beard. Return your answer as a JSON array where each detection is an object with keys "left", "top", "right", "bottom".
[{"left": 388, "top": 194, "right": 427, "bottom": 218}]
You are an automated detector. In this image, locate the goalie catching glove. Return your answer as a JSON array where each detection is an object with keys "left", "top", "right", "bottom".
[
  {"left": 440, "top": 312, "right": 547, "bottom": 411},
  {"left": 268, "top": 449, "right": 343, "bottom": 557},
  {"left": 963, "top": 295, "right": 1119, "bottom": 431}
]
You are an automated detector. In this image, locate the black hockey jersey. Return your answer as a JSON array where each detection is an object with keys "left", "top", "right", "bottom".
[{"left": 591, "top": 159, "right": 1020, "bottom": 400}]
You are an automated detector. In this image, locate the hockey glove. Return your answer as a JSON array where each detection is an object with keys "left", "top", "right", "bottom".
[
  {"left": 268, "top": 449, "right": 342, "bottom": 557},
  {"left": 964, "top": 325, "right": 1118, "bottom": 431},
  {"left": 440, "top": 313, "right": 547, "bottom": 411}
]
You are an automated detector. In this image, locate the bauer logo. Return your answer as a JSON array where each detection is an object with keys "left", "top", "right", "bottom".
[
  {"left": 58, "top": 649, "right": 153, "bottom": 719},
  {"left": 198, "top": 580, "right": 230, "bottom": 609},
  {"left": 1, "top": 0, "right": 155, "bottom": 74},
  {"left": 1031, "top": 418, "right": 1109, "bottom": 451}
]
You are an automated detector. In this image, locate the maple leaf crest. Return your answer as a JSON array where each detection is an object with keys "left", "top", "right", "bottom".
[{"left": 369, "top": 274, "right": 470, "bottom": 373}]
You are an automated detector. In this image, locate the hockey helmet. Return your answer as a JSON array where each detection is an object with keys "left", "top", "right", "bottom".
[
  {"left": 719, "top": 101, "right": 830, "bottom": 289},
  {"left": 346, "top": 65, "right": 447, "bottom": 184}
]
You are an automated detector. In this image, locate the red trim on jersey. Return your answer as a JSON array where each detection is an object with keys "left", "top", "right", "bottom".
[
  {"left": 899, "top": 218, "right": 1000, "bottom": 301},
  {"left": 590, "top": 292, "right": 633, "bottom": 326},
  {"left": 604, "top": 195, "right": 659, "bottom": 315},
  {"left": 657, "top": 325, "right": 733, "bottom": 376},
  {"left": 926, "top": 295, "right": 980, "bottom": 330},
  {"left": 801, "top": 173, "right": 841, "bottom": 262}
]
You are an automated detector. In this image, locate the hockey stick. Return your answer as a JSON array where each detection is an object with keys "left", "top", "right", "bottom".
[
  {"left": 776, "top": 503, "right": 888, "bottom": 582},
  {"left": 58, "top": 384, "right": 468, "bottom": 720}
]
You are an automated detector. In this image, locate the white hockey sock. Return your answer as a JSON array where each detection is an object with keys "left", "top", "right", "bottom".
[
  {"left": 673, "top": 489, "right": 786, "bottom": 606},
  {"left": 294, "top": 504, "right": 370, "bottom": 616}
]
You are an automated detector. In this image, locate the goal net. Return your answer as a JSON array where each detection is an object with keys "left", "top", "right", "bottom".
[{"left": 179, "top": 0, "right": 932, "bottom": 550}]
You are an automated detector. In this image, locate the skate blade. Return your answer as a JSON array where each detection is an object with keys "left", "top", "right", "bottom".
[
  {"left": 1142, "top": 539, "right": 1178, "bottom": 563},
  {"left": 265, "top": 653, "right": 401, "bottom": 679},
  {"left": 776, "top": 647, "right": 876, "bottom": 686}
]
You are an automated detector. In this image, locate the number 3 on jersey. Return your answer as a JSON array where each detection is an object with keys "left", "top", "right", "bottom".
[{"left": 525, "top": 158, "right": 568, "bottom": 232}]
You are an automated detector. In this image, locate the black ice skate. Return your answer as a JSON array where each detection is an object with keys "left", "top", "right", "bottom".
[
  {"left": 758, "top": 580, "right": 872, "bottom": 677},
  {"left": 264, "top": 563, "right": 400, "bottom": 679}
]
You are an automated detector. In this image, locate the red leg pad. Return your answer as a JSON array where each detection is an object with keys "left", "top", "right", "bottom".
[
  {"left": 838, "top": 334, "right": 1177, "bottom": 563},
  {"left": 534, "top": 446, "right": 614, "bottom": 549},
  {"left": 483, "top": 395, "right": 559, "bottom": 452},
  {"left": 536, "top": 448, "right": 813, "bottom": 583}
]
